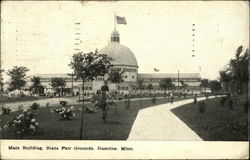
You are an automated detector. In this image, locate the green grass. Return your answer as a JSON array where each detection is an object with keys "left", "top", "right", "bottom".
[
  {"left": 171, "top": 96, "right": 248, "bottom": 141},
  {"left": 1, "top": 96, "right": 190, "bottom": 140},
  {"left": 1, "top": 95, "right": 44, "bottom": 103}
]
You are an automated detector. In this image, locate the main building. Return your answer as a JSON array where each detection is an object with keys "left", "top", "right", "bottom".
[{"left": 27, "top": 29, "right": 201, "bottom": 96}]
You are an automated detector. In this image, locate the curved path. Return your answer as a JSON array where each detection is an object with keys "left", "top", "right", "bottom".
[{"left": 127, "top": 96, "right": 218, "bottom": 141}]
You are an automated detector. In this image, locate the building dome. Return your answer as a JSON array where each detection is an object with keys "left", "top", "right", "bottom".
[
  {"left": 99, "top": 43, "right": 138, "bottom": 67},
  {"left": 99, "top": 30, "right": 138, "bottom": 67}
]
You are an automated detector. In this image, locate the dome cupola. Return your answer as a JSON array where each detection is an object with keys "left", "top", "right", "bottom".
[
  {"left": 111, "top": 30, "right": 120, "bottom": 43},
  {"left": 99, "top": 29, "right": 138, "bottom": 68}
]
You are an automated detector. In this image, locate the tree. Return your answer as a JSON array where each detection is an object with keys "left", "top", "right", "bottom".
[
  {"left": 219, "top": 46, "right": 249, "bottom": 94},
  {"left": 50, "top": 77, "right": 66, "bottom": 95},
  {"left": 0, "top": 69, "right": 4, "bottom": 92},
  {"left": 7, "top": 66, "right": 29, "bottom": 91},
  {"left": 107, "top": 69, "right": 124, "bottom": 113},
  {"left": 147, "top": 83, "right": 153, "bottom": 94},
  {"left": 181, "top": 82, "right": 189, "bottom": 92},
  {"left": 137, "top": 79, "right": 144, "bottom": 106},
  {"left": 200, "top": 79, "right": 209, "bottom": 93},
  {"left": 69, "top": 50, "right": 112, "bottom": 140},
  {"left": 159, "top": 78, "right": 173, "bottom": 98},
  {"left": 107, "top": 69, "right": 124, "bottom": 85},
  {"left": 209, "top": 80, "right": 222, "bottom": 94},
  {"left": 219, "top": 69, "right": 231, "bottom": 92},
  {"left": 31, "top": 76, "right": 43, "bottom": 95},
  {"left": 67, "top": 73, "right": 75, "bottom": 96}
]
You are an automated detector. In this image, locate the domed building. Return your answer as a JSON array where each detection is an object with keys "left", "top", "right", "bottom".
[
  {"left": 98, "top": 29, "right": 139, "bottom": 93},
  {"left": 26, "top": 29, "right": 202, "bottom": 97},
  {"left": 99, "top": 30, "right": 138, "bottom": 83}
]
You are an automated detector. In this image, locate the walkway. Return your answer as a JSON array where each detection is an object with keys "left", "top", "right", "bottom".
[{"left": 127, "top": 97, "right": 217, "bottom": 141}]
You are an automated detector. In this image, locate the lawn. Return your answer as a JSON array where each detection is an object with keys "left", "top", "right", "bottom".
[
  {"left": 1, "top": 95, "right": 44, "bottom": 103},
  {"left": 0, "top": 96, "right": 192, "bottom": 140},
  {"left": 171, "top": 96, "right": 248, "bottom": 141}
]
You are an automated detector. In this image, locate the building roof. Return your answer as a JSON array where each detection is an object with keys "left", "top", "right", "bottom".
[
  {"left": 28, "top": 74, "right": 70, "bottom": 79},
  {"left": 138, "top": 73, "right": 201, "bottom": 79},
  {"left": 99, "top": 43, "right": 138, "bottom": 67}
]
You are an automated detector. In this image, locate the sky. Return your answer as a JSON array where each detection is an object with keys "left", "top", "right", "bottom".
[{"left": 1, "top": 1, "right": 249, "bottom": 81}]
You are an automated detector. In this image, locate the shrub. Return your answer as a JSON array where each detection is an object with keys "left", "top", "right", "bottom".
[
  {"left": 244, "top": 101, "right": 248, "bottom": 113},
  {"left": 152, "top": 96, "right": 156, "bottom": 104},
  {"left": 125, "top": 97, "right": 130, "bottom": 110},
  {"left": 193, "top": 97, "right": 197, "bottom": 104},
  {"left": 4, "top": 110, "right": 38, "bottom": 135},
  {"left": 198, "top": 101, "right": 206, "bottom": 113},
  {"left": 1, "top": 105, "right": 11, "bottom": 115},
  {"left": 60, "top": 101, "right": 67, "bottom": 106},
  {"left": 30, "top": 102, "right": 40, "bottom": 110},
  {"left": 17, "top": 104, "right": 24, "bottom": 112},
  {"left": 220, "top": 97, "right": 227, "bottom": 107},
  {"left": 227, "top": 98, "right": 233, "bottom": 110},
  {"left": 50, "top": 106, "right": 76, "bottom": 120}
]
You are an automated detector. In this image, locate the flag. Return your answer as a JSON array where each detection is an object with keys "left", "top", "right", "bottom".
[
  {"left": 153, "top": 68, "right": 159, "bottom": 72},
  {"left": 116, "top": 16, "right": 127, "bottom": 24}
]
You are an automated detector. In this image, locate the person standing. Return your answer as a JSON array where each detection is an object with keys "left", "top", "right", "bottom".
[
  {"left": 101, "top": 80, "right": 109, "bottom": 123},
  {"left": 170, "top": 92, "right": 174, "bottom": 104}
]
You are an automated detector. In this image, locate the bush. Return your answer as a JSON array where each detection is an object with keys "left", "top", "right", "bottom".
[
  {"left": 18, "top": 104, "right": 24, "bottom": 112},
  {"left": 220, "top": 97, "right": 227, "bottom": 107},
  {"left": 152, "top": 96, "right": 156, "bottom": 104},
  {"left": 193, "top": 97, "right": 197, "bottom": 104},
  {"left": 227, "top": 98, "right": 233, "bottom": 110},
  {"left": 198, "top": 101, "right": 206, "bottom": 113},
  {"left": 59, "top": 101, "right": 67, "bottom": 106},
  {"left": 4, "top": 110, "right": 38, "bottom": 135},
  {"left": 1, "top": 105, "right": 11, "bottom": 115},
  {"left": 125, "top": 97, "right": 130, "bottom": 110},
  {"left": 30, "top": 102, "right": 40, "bottom": 110},
  {"left": 50, "top": 106, "right": 76, "bottom": 120},
  {"left": 244, "top": 101, "right": 248, "bottom": 113},
  {"left": 46, "top": 102, "right": 50, "bottom": 108}
]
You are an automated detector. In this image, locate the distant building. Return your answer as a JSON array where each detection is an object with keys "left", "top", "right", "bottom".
[{"left": 27, "top": 29, "right": 201, "bottom": 96}]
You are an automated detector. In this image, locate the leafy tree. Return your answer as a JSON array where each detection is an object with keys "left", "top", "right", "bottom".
[
  {"left": 209, "top": 80, "right": 222, "bottom": 94},
  {"left": 69, "top": 50, "right": 112, "bottom": 140},
  {"left": 7, "top": 66, "right": 29, "bottom": 91},
  {"left": 181, "top": 82, "right": 189, "bottom": 91},
  {"left": 0, "top": 69, "right": 4, "bottom": 92},
  {"left": 137, "top": 79, "right": 144, "bottom": 106},
  {"left": 67, "top": 73, "right": 75, "bottom": 96},
  {"left": 219, "top": 46, "right": 249, "bottom": 94},
  {"left": 107, "top": 69, "right": 124, "bottom": 113},
  {"left": 107, "top": 69, "right": 124, "bottom": 84},
  {"left": 159, "top": 78, "right": 174, "bottom": 98},
  {"left": 200, "top": 79, "right": 209, "bottom": 93},
  {"left": 50, "top": 77, "right": 66, "bottom": 93},
  {"left": 31, "top": 76, "right": 43, "bottom": 95},
  {"left": 147, "top": 83, "right": 153, "bottom": 94},
  {"left": 219, "top": 69, "right": 231, "bottom": 92}
]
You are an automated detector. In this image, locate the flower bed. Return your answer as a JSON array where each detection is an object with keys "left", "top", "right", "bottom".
[{"left": 3, "top": 110, "right": 39, "bottom": 135}]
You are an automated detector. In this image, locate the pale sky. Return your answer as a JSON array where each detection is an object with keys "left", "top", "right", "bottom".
[{"left": 1, "top": 1, "right": 249, "bottom": 81}]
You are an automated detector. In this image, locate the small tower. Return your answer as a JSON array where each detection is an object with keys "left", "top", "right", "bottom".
[{"left": 111, "top": 30, "right": 120, "bottom": 43}]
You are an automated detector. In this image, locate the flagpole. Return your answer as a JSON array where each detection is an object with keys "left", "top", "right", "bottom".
[{"left": 114, "top": 13, "right": 116, "bottom": 30}]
